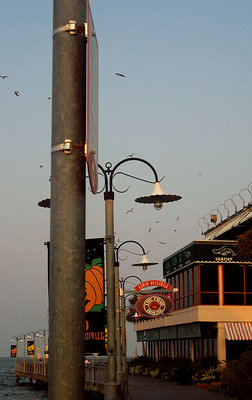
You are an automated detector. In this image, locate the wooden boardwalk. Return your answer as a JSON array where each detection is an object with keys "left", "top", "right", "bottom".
[{"left": 15, "top": 360, "right": 109, "bottom": 393}]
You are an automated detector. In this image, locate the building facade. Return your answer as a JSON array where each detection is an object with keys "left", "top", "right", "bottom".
[{"left": 135, "top": 204, "right": 252, "bottom": 362}]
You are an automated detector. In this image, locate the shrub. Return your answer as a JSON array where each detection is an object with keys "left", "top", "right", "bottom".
[{"left": 220, "top": 350, "right": 252, "bottom": 400}]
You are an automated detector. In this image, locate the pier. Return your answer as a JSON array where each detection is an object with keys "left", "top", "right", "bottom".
[{"left": 15, "top": 359, "right": 109, "bottom": 393}]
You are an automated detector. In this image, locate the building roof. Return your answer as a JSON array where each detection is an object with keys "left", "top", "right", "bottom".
[{"left": 204, "top": 204, "right": 252, "bottom": 240}]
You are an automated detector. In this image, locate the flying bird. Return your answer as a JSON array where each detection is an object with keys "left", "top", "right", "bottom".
[
  {"left": 148, "top": 227, "right": 152, "bottom": 233},
  {"left": 47, "top": 97, "right": 51, "bottom": 100},
  {"left": 127, "top": 153, "right": 135, "bottom": 158},
  {"left": 156, "top": 221, "right": 160, "bottom": 224},
  {"left": 126, "top": 208, "right": 134, "bottom": 214},
  {"left": 115, "top": 72, "right": 125, "bottom": 77},
  {"left": 174, "top": 229, "right": 177, "bottom": 232},
  {"left": 176, "top": 217, "right": 180, "bottom": 220},
  {"left": 40, "top": 165, "right": 43, "bottom": 168},
  {"left": 158, "top": 241, "right": 166, "bottom": 245},
  {"left": 14, "top": 91, "right": 20, "bottom": 96},
  {"left": 0, "top": 75, "right": 8, "bottom": 79}
]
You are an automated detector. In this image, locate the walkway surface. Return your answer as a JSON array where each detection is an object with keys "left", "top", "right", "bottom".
[{"left": 128, "top": 375, "right": 225, "bottom": 400}]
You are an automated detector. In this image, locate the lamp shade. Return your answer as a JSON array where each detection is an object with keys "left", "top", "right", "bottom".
[
  {"left": 38, "top": 198, "right": 51, "bottom": 208},
  {"left": 135, "top": 182, "right": 181, "bottom": 210},
  {"left": 132, "top": 254, "right": 158, "bottom": 270}
]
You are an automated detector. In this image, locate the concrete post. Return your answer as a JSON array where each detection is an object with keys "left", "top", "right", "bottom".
[
  {"left": 104, "top": 195, "right": 118, "bottom": 400},
  {"left": 49, "top": 0, "right": 86, "bottom": 398}
]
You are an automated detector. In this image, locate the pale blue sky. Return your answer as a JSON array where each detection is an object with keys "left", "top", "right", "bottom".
[{"left": 0, "top": 0, "right": 251, "bottom": 356}]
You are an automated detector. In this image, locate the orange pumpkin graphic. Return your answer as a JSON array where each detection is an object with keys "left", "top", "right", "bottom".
[{"left": 85, "top": 258, "right": 104, "bottom": 313}]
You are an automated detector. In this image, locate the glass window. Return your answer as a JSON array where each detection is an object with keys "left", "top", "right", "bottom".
[
  {"left": 184, "top": 271, "right": 188, "bottom": 297},
  {"left": 201, "top": 293, "right": 219, "bottom": 305},
  {"left": 188, "top": 269, "right": 193, "bottom": 295},
  {"left": 245, "top": 267, "right": 252, "bottom": 292},
  {"left": 224, "top": 265, "right": 244, "bottom": 292},
  {"left": 224, "top": 293, "right": 244, "bottom": 305},
  {"left": 188, "top": 295, "right": 193, "bottom": 307},
  {"left": 193, "top": 266, "right": 198, "bottom": 293},
  {"left": 179, "top": 273, "right": 183, "bottom": 298},
  {"left": 200, "top": 264, "right": 218, "bottom": 292}
]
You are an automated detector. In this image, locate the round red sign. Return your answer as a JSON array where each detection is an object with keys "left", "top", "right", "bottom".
[{"left": 135, "top": 294, "right": 174, "bottom": 318}]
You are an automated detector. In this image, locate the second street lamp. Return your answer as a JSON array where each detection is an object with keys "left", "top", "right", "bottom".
[
  {"left": 98, "top": 157, "right": 181, "bottom": 400},
  {"left": 114, "top": 241, "right": 157, "bottom": 382}
]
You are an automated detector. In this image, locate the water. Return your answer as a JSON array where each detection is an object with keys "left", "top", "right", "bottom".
[{"left": 0, "top": 358, "right": 47, "bottom": 399}]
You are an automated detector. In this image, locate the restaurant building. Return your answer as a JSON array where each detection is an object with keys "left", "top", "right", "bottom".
[{"left": 134, "top": 203, "right": 252, "bottom": 361}]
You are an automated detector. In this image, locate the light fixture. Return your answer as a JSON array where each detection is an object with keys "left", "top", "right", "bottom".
[
  {"left": 132, "top": 254, "right": 158, "bottom": 271},
  {"left": 38, "top": 198, "right": 50, "bottom": 208},
  {"left": 135, "top": 182, "right": 181, "bottom": 211}
]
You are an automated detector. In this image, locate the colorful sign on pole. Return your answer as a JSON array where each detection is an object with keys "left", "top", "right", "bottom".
[
  {"left": 27, "top": 340, "right": 34, "bottom": 356},
  {"left": 10, "top": 345, "right": 17, "bottom": 357},
  {"left": 85, "top": 238, "right": 106, "bottom": 354}
]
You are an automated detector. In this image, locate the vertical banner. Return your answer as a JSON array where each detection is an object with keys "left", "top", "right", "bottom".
[
  {"left": 10, "top": 345, "right": 17, "bottom": 357},
  {"left": 85, "top": 238, "right": 106, "bottom": 354},
  {"left": 27, "top": 340, "right": 34, "bottom": 356}
]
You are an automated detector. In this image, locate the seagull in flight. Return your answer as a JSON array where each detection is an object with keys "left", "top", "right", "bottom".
[
  {"left": 126, "top": 208, "right": 134, "bottom": 214},
  {"left": 115, "top": 72, "right": 125, "bottom": 77},
  {"left": 148, "top": 227, "right": 152, "bottom": 232},
  {"left": 14, "top": 91, "right": 20, "bottom": 96},
  {"left": 127, "top": 153, "right": 135, "bottom": 158},
  {"left": 158, "top": 241, "right": 166, "bottom": 245},
  {"left": 0, "top": 75, "right": 8, "bottom": 79}
]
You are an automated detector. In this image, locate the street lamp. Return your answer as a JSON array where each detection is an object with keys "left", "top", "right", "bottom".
[
  {"left": 98, "top": 157, "right": 181, "bottom": 400},
  {"left": 11, "top": 336, "right": 19, "bottom": 369},
  {"left": 120, "top": 275, "right": 142, "bottom": 400},
  {"left": 114, "top": 241, "right": 157, "bottom": 379},
  {"left": 27, "top": 331, "right": 36, "bottom": 373},
  {"left": 17, "top": 334, "right": 26, "bottom": 372},
  {"left": 35, "top": 329, "right": 49, "bottom": 374}
]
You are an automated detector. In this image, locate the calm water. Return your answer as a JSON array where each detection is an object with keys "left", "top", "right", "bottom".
[{"left": 0, "top": 358, "right": 47, "bottom": 399}]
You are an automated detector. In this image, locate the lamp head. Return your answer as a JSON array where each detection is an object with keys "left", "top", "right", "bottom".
[
  {"left": 135, "top": 182, "right": 181, "bottom": 211},
  {"left": 132, "top": 254, "right": 158, "bottom": 271},
  {"left": 38, "top": 198, "right": 51, "bottom": 208}
]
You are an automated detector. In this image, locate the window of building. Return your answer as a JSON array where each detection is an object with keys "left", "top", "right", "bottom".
[
  {"left": 193, "top": 266, "right": 198, "bottom": 305},
  {"left": 223, "top": 264, "right": 247, "bottom": 305},
  {"left": 224, "top": 265, "right": 244, "bottom": 292},
  {"left": 199, "top": 264, "right": 219, "bottom": 305}
]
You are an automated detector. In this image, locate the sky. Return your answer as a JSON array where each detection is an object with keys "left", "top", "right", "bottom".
[{"left": 0, "top": 0, "right": 251, "bottom": 357}]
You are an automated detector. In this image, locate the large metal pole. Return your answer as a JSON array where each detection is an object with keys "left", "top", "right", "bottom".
[
  {"left": 49, "top": 0, "right": 86, "bottom": 398},
  {"left": 104, "top": 194, "right": 118, "bottom": 400},
  {"left": 121, "top": 293, "right": 128, "bottom": 400},
  {"left": 115, "top": 264, "right": 123, "bottom": 391}
]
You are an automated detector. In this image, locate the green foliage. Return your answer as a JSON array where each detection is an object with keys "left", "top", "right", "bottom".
[
  {"left": 149, "top": 368, "right": 160, "bottom": 378},
  {"left": 193, "top": 367, "right": 220, "bottom": 383},
  {"left": 220, "top": 350, "right": 252, "bottom": 400}
]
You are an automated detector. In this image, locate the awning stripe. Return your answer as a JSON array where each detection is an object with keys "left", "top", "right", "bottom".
[{"left": 225, "top": 323, "right": 252, "bottom": 340}]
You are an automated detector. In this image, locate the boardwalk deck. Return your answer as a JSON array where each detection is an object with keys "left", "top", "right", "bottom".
[{"left": 15, "top": 359, "right": 109, "bottom": 393}]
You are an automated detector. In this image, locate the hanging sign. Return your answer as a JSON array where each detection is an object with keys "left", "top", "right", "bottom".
[
  {"left": 27, "top": 341, "right": 34, "bottom": 356},
  {"left": 10, "top": 345, "right": 17, "bottom": 357},
  {"left": 134, "top": 280, "right": 172, "bottom": 292},
  {"left": 85, "top": 238, "right": 106, "bottom": 355},
  {"left": 135, "top": 294, "right": 174, "bottom": 318}
]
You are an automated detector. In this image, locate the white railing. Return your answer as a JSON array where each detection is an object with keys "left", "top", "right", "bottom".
[{"left": 15, "top": 359, "right": 109, "bottom": 386}]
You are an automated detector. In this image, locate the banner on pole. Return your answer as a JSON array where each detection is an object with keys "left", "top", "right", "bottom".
[
  {"left": 85, "top": 238, "right": 106, "bottom": 354},
  {"left": 10, "top": 345, "right": 17, "bottom": 357}
]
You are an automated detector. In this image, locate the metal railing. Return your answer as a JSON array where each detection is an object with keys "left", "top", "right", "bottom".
[{"left": 15, "top": 359, "right": 109, "bottom": 392}]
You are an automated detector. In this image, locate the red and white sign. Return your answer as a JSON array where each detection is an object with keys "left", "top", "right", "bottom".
[
  {"left": 134, "top": 280, "right": 172, "bottom": 292},
  {"left": 135, "top": 294, "right": 174, "bottom": 318}
]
